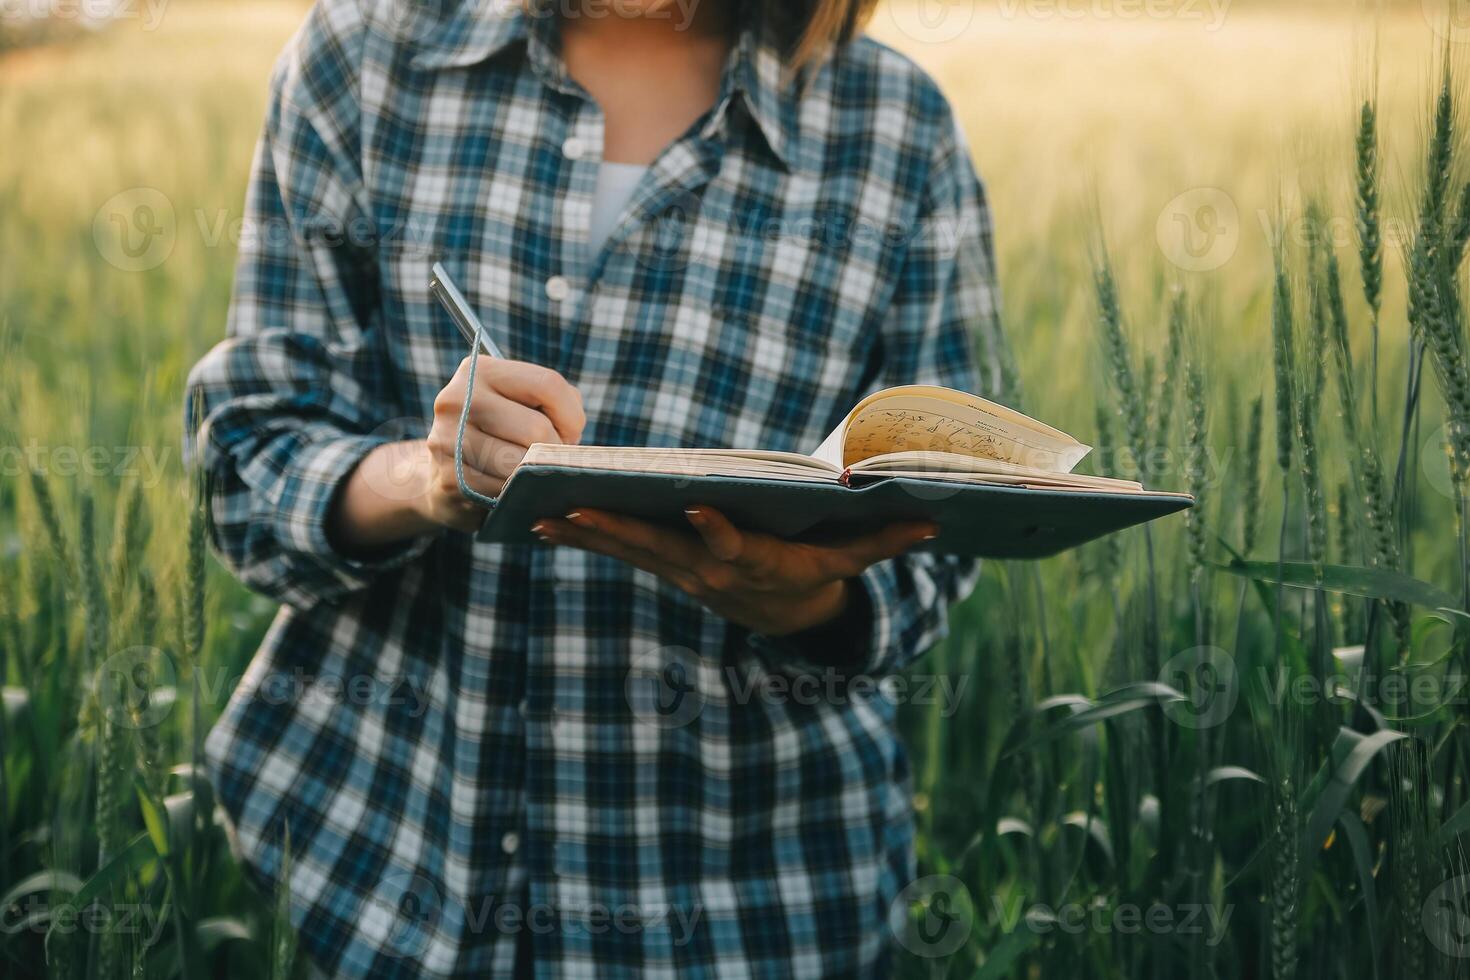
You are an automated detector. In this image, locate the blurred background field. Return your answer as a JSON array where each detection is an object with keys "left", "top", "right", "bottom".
[
  {"left": 5, "top": 1, "right": 1470, "bottom": 977},
  {"left": 0, "top": 0, "right": 1447, "bottom": 480}
]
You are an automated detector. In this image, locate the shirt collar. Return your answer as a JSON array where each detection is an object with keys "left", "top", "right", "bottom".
[
  {"left": 408, "top": 0, "right": 802, "bottom": 172},
  {"left": 720, "top": 12, "right": 802, "bottom": 172}
]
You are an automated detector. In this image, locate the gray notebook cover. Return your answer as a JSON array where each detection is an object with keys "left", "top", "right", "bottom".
[{"left": 478, "top": 467, "right": 1192, "bottom": 560}]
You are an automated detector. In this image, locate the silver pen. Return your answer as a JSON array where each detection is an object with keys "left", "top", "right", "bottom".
[{"left": 430, "top": 261, "right": 507, "bottom": 359}]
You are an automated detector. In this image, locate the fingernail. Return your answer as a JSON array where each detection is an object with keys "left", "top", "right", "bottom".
[
  {"left": 684, "top": 507, "right": 707, "bottom": 527},
  {"left": 565, "top": 511, "right": 592, "bottom": 528}
]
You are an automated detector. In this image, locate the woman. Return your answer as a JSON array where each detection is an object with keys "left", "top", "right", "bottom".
[{"left": 186, "top": 0, "right": 1005, "bottom": 974}]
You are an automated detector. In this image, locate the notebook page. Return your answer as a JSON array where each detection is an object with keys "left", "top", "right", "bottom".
[{"left": 839, "top": 394, "right": 1091, "bottom": 472}]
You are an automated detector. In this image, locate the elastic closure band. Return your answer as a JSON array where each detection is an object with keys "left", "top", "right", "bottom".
[{"left": 453, "top": 319, "right": 501, "bottom": 511}]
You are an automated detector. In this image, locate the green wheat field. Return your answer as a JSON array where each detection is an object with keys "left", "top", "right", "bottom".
[{"left": 5, "top": 0, "right": 1470, "bottom": 976}]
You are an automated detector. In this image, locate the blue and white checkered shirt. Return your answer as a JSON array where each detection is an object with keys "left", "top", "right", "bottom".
[{"left": 186, "top": 0, "right": 1005, "bottom": 975}]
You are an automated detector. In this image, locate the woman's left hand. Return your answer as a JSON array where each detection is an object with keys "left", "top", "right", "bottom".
[{"left": 531, "top": 506, "right": 936, "bottom": 637}]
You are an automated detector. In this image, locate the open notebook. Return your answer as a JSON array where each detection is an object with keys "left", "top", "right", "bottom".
[
  {"left": 517, "top": 386, "right": 1159, "bottom": 493},
  {"left": 479, "top": 385, "right": 1192, "bottom": 559}
]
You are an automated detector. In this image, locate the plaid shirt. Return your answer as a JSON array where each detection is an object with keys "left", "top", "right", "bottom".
[{"left": 186, "top": 0, "right": 1004, "bottom": 975}]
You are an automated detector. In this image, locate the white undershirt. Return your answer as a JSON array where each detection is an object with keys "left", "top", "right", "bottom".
[{"left": 588, "top": 160, "right": 649, "bottom": 257}]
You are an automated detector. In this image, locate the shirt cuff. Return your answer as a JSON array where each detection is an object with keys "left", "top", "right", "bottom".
[
  {"left": 749, "top": 577, "right": 875, "bottom": 675},
  {"left": 272, "top": 433, "right": 436, "bottom": 601}
]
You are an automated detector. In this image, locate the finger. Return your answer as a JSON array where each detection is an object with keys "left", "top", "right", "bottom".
[
  {"left": 533, "top": 520, "right": 702, "bottom": 594},
  {"left": 483, "top": 360, "right": 586, "bottom": 444},
  {"left": 684, "top": 505, "right": 800, "bottom": 583},
  {"left": 682, "top": 505, "right": 746, "bottom": 563},
  {"left": 438, "top": 448, "right": 506, "bottom": 500},
  {"left": 427, "top": 425, "right": 525, "bottom": 486},
  {"left": 825, "top": 521, "right": 938, "bottom": 577},
  {"left": 466, "top": 388, "right": 564, "bottom": 448},
  {"left": 564, "top": 508, "right": 707, "bottom": 568}
]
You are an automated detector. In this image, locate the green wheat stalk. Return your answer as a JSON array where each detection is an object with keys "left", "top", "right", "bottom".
[
  {"left": 1095, "top": 260, "right": 1150, "bottom": 475},
  {"left": 1356, "top": 98, "right": 1383, "bottom": 432},
  {"left": 1242, "top": 394, "right": 1265, "bottom": 555},
  {"left": 1154, "top": 292, "right": 1187, "bottom": 480},
  {"left": 1272, "top": 240, "right": 1297, "bottom": 477},
  {"left": 1185, "top": 356, "right": 1209, "bottom": 583},
  {"left": 1324, "top": 241, "right": 1409, "bottom": 651},
  {"left": 1389, "top": 741, "right": 1428, "bottom": 977},
  {"left": 82, "top": 494, "right": 124, "bottom": 980},
  {"left": 1094, "top": 403, "right": 1125, "bottom": 583},
  {"left": 1269, "top": 770, "right": 1299, "bottom": 980},
  {"left": 26, "top": 464, "right": 72, "bottom": 589}
]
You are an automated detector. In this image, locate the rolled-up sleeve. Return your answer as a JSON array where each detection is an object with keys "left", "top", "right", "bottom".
[
  {"left": 849, "top": 113, "right": 1002, "bottom": 676},
  {"left": 184, "top": 6, "right": 431, "bottom": 610}
]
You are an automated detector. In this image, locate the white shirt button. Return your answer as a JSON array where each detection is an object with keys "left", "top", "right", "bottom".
[
  {"left": 562, "top": 137, "right": 587, "bottom": 161},
  {"left": 501, "top": 831, "right": 520, "bottom": 855},
  {"left": 545, "top": 276, "right": 571, "bottom": 302}
]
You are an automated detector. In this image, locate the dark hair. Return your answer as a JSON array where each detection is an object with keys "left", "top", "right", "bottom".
[{"left": 760, "top": 0, "right": 879, "bottom": 69}]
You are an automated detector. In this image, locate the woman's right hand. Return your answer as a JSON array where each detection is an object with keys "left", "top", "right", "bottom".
[
  {"left": 327, "top": 357, "right": 586, "bottom": 555},
  {"left": 420, "top": 356, "right": 586, "bottom": 531}
]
